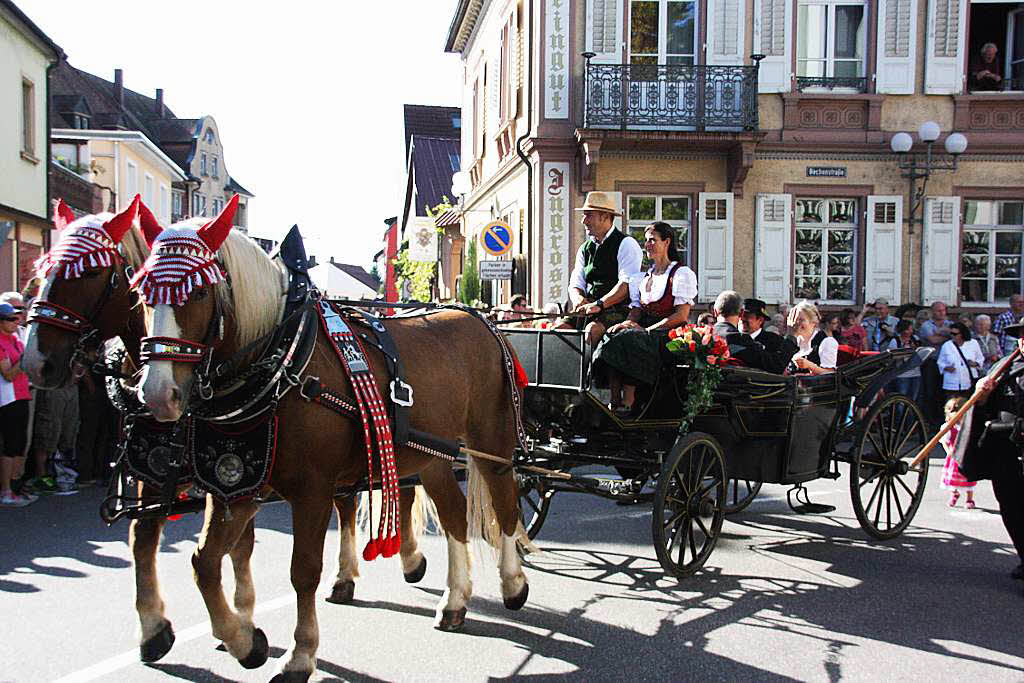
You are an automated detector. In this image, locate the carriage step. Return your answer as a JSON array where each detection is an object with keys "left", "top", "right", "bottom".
[{"left": 786, "top": 485, "right": 836, "bottom": 515}]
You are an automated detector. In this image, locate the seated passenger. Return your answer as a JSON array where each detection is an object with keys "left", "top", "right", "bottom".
[
  {"left": 740, "top": 298, "right": 798, "bottom": 373},
  {"left": 592, "top": 222, "right": 696, "bottom": 416},
  {"left": 788, "top": 300, "right": 838, "bottom": 375},
  {"left": 712, "top": 290, "right": 765, "bottom": 367}
]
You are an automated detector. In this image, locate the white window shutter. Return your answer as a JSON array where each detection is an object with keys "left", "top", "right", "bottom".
[
  {"left": 755, "top": 194, "right": 792, "bottom": 304},
  {"left": 922, "top": 196, "right": 961, "bottom": 305},
  {"left": 924, "top": 0, "right": 967, "bottom": 94},
  {"left": 585, "top": 0, "right": 623, "bottom": 64},
  {"left": 753, "top": 0, "right": 792, "bottom": 92},
  {"left": 876, "top": 0, "right": 918, "bottom": 93},
  {"left": 698, "top": 192, "right": 734, "bottom": 302},
  {"left": 510, "top": 9, "right": 520, "bottom": 118},
  {"left": 706, "top": 0, "right": 746, "bottom": 66},
  {"left": 488, "top": 49, "right": 501, "bottom": 132},
  {"left": 865, "top": 196, "right": 904, "bottom": 304}
]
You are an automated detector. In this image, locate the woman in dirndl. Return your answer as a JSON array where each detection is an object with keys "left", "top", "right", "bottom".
[{"left": 592, "top": 222, "right": 697, "bottom": 416}]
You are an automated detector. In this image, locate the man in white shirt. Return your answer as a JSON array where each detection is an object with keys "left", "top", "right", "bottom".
[
  {"left": 568, "top": 192, "right": 643, "bottom": 345},
  {"left": 862, "top": 297, "right": 899, "bottom": 351}
]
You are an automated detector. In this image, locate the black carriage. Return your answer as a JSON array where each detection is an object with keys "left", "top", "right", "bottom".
[{"left": 505, "top": 328, "right": 931, "bottom": 578}]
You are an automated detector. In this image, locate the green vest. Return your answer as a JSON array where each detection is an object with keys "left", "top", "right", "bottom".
[{"left": 582, "top": 228, "right": 626, "bottom": 301}]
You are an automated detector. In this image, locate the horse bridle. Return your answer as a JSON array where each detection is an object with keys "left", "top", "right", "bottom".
[{"left": 27, "top": 264, "right": 132, "bottom": 374}]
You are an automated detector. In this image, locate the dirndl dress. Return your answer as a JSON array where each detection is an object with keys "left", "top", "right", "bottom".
[
  {"left": 940, "top": 425, "right": 977, "bottom": 491},
  {"left": 592, "top": 263, "right": 695, "bottom": 387}
]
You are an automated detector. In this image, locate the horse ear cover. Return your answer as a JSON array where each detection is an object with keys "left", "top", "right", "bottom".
[
  {"left": 138, "top": 200, "right": 164, "bottom": 247},
  {"left": 104, "top": 195, "right": 141, "bottom": 244},
  {"left": 52, "top": 199, "right": 75, "bottom": 231},
  {"left": 197, "top": 194, "right": 239, "bottom": 252}
]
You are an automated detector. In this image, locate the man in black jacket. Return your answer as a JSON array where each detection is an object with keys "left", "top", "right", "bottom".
[
  {"left": 712, "top": 291, "right": 765, "bottom": 368},
  {"left": 741, "top": 298, "right": 799, "bottom": 374}
]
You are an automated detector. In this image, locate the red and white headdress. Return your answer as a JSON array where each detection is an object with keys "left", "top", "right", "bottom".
[
  {"left": 34, "top": 196, "right": 140, "bottom": 279},
  {"left": 131, "top": 195, "right": 239, "bottom": 306}
]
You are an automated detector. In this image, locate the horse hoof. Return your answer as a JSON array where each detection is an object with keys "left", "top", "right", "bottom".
[
  {"left": 436, "top": 607, "right": 467, "bottom": 632},
  {"left": 503, "top": 583, "right": 529, "bottom": 611},
  {"left": 239, "top": 628, "right": 269, "bottom": 670},
  {"left": 270, "top": 671, "right": 312, "bottom": 683},
  {"left": 325, "top": 580, "right": 355, "bottom": 604},
  {"left": 404, "top": 556, "right": 427, "bottom": 583},
  {"left": 139, "top": 620, "right": 175, "bottom": 662}
]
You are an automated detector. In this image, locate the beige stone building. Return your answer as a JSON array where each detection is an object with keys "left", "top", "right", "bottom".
[
  {"left": 0, "top": 1, "right": 63, "bottom": 291},
  {"left": 446, "top": 0, "right": 1024, "bottom": 312}
]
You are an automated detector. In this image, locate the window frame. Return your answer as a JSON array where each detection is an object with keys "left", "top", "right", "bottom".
[
  {"left": 21, "top": 78, "right": 36, "bottom": 159},
  {"left": 624, "top": 193, "right": 696, "bottom": 269},
  {"left": 794, "top": 0, "right": 870, "bottom": 89},
  {"left": 628, "top": 0, "right": 701, "bottom": 65},
  {"left": 125, "top": 160, "right": 139, "bottom": 201},
  {"left": 200, "top": 152, "right": 208, "bottom": 176},
  {"left": 959, "top": 198, "right": 1024, "bottom": 306}
]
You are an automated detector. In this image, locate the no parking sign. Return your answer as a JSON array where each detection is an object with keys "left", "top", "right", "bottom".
[{"left": 480, "top": 221, "right": 513, "bottom": 257}]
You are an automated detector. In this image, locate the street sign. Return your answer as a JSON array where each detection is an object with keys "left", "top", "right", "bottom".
[
  {"left": 481, "top": 220, "right": 513, "bottom": 257},
  {"left": 479, "top": 260, "right": 513, "bottom": 280}
]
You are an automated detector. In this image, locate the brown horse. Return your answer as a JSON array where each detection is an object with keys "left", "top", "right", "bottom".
[
  {"left": 134, "top": 205, "right": 529, "bottom": 681},
  {"left": 21, "top": 200, "right": 431, "bottom": 667}
]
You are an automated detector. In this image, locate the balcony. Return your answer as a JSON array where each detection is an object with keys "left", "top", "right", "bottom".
[
  {"left": 795, "top": 76, "right": 868, "bottom": 94},
  {"left": 582, "top": 56, "right": 761, "bottom": 131}
]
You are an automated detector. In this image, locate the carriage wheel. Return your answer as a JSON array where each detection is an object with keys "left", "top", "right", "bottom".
[
  {"left": 849, "top": 394, "right": 929, "bottom": 540},
  {"left": 652, "top": 432, "right": 726, "bottom": 579},
  {"left": 516, "top": 472, "right": 553, "bottom": 541},
  {"left": 722, "top": 479, "right": 762, "bottom": 514}
]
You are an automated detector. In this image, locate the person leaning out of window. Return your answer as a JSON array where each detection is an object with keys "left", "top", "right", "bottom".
[
  {"left": 938, "top": 322, "right": 985, "bottom": 399},
  {"left": 969, "top": 43, "right": 1003, "bottom": 92}
]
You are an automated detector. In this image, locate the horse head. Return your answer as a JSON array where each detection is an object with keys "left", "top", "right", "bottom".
[
  {"left": 134, "top": 195, "right": 287, "bottom": 421},
  {"left": 22, "top": 196, "right": 150, "bottom": 388}
]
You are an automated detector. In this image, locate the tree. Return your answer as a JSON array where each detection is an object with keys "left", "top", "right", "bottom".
[{"left": 458, "top": 236, "right": 480, "bottom": 305}]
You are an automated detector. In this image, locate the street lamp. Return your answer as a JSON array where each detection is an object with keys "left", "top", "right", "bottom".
[{"left": 889, "top": 121, "right": 968, "bottom": 233}]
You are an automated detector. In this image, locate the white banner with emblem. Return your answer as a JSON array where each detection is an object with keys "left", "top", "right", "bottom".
[
  {"left": 407, "top": 222, "right": 437, "bottom": 263},
  {"left": 541, "top": 162, "right": 570, "bottom": 306}
]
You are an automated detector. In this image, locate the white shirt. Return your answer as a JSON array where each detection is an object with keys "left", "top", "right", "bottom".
[
  {"left": 793, "top": 334, "right": 839, "bottom": 369},
  {"left": 938, "top": 338, "right": 985, "bottom": 391},
  {"left": 626, "top": 262, "right": 698, "bottom": 309},
  {"left": 569, "top": 228, "right": 644, "bottom": 295},
  {"left": 749, "top": 328, "right": 762, "bottom": 341}
]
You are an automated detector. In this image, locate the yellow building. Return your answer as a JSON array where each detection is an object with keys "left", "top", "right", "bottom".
[
  {"left": 447, "top": 0, "right": 1024, "bottom": 313},
  {"left": 51, "top": 129, "right": 186, "bottom": 224},
  {"left": 0, "top": 1, "right": 63, "bottom": 291}
]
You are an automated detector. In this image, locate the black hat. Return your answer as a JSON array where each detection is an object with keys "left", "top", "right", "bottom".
[
  {"left": 742, "top": 298, "right": 768, "bottom": 319},
  {"left": 1003, "top": 316, "right": 1024, "bottom": 337}
]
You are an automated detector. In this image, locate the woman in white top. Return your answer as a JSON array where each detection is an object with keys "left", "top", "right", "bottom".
[
  {"left": 938, "top": 321, "right": 985, "bottom": 396},
  {"left": 788, "top": 300, "right": 838, "bottom": 375},
  {"left": 972, "top": 313, "right": 1002, "bottom": 372},
  {"left": 592, "top": 222, "right": 697, "bottom": 415}
]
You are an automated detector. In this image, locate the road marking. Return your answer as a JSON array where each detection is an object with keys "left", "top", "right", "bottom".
[{"left": 54, "top": 592, "right": 296, "bottom": 682}]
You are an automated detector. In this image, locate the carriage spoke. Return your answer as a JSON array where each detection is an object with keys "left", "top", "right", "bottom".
[
  {"left": 864, "top": 472, "right": 884, "bottom": 515},
  {"left": 893, "top": 473, "right": 916, "bottom": 498},
  {"left": 687, "top": 519, "right": 698, "bottom": 560},
  {"left": 872, "top": 477, "right": 886, "bottom": 528},
  {"left": 523, "top": 495, "right": 542, "bottom": 516},
  {"left": 866, "top": 429, "right": 887, "bottom": 460},
  {"left": 892, "top": 422, "right": 922, "bottom": 462},
  {"left": 891, "top": 478, "right": 906, "bottom": 521},
  {"left": 673, "top": 471, "right": 691, "bottom": 497},
  {"left": 676, "top": 520, "right": 691, "bottom": 566},
  {"left": 858, "top": 467, "right": 884, "bottom": 488},
  {"left": 663, "top": 508, "right": 686, "bottom": 530},
  {"left": 885, "top": 478, "right": 893, "bottom": 531},
  {"left": 694, "top": 513, "right": 711, "bottom": 538}
]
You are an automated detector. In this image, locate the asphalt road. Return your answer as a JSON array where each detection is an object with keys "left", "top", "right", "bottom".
[{"left": 1, "top": 455, "right": 1021, "bottom": 682}]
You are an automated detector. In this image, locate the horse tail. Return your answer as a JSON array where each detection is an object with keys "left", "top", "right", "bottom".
[
  {"left": 466, "top": 457, "right": 537, "bottom": 557},
  {"left": 410, "top": 484, "right": 442, "bottom": 537}
]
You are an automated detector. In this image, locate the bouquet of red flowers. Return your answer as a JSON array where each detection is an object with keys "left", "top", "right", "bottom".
[{"left": 665, "top": 324, "right": 731, "bottom": 431}]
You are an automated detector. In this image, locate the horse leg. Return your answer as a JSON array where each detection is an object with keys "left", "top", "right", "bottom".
[
  {"left": 470, "top": 458, "right": 530, "bottom": 610},
  {"left": 325, "top": 495, "right": 358, "bottom": 604},
  {"left": 131, "top": 515, "right": 175, "bottom": 662},
  {"left": 274, "top": 493, "right": 333, "bottom": 682},
  {"left": 419, "top": 464, "right": 472, "bottom": 631},
  {"left": 399, "top": 486, "right": 427, "bottom": 582},
  {"left": 192, "top": 499, "right": 268, "bottom": 669},
  {"left": 228, "top": 517, "right": 256, "bottom": 630}
]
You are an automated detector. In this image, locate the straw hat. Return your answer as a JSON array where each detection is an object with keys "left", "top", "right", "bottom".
[{"left": 574, "top": 191, "right": 622, "bottom": 216}]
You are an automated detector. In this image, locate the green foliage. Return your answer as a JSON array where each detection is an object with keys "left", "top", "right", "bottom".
[
  {"left": 665, "top": 323, "right": 730, "bottom": 433},
  {"left": 458, "top": 236, "right": 480, "bottom": 305},
  {"left": 368, "top": 264, "right": 384, "bottom": 296}
]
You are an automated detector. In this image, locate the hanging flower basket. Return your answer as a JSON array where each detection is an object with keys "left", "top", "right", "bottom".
[{"left": 665, "top": 324, "right": 731, "bottom": 433}]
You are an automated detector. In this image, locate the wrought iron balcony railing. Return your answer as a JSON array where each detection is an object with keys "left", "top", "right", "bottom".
[
  {"left": 795, "top": 76, "right": 868, "bottom": 93},
  {"left": 583, "top": 54, "right": 762, "bottom": 131}
]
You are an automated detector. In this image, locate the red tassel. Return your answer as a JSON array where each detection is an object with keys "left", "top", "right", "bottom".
[
  {"left": 382, "top": 533, "right": 401, "bottom": 557},
  {"left": 362, "top": 539, "right": 381, "bottom": 561},
  {"left": 511, "top": 351, "right": 529, "bottom": 389}
]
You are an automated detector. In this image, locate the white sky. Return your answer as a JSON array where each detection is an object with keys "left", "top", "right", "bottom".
[{"left": 18, "top": 0, "right": 464, "bottom": 270}]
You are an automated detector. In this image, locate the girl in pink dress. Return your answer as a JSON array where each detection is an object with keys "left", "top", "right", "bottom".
[{"left": 940, "top": 396, "right": 976, "bottom": 508}]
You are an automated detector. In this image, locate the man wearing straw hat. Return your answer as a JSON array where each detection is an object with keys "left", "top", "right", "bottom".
[
  {"left": 568, "top": 192, "right": 643, "bottom": 346},
  {"left": 958, "top": 320, "right": 1024, "bottom": 585}
]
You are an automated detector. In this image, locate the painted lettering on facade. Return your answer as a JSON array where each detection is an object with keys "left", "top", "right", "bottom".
[
  {"left": 542, "top": 162, "right": 570, "bottom": 305},
  {"left": 544, "top": 0, "right": 569, "bottom": 119}
]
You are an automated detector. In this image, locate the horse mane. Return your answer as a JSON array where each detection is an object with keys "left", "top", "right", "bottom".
[
  {"left": 119, "top": 226, "right": 150, "bottom": 270},
  {"left": 214, "top": 229, "right": 288, "bottom": 349}
]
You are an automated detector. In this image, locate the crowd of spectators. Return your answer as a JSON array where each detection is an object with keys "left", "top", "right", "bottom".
[{"left": 0, "top": 289, "right": 118, "bottom": 508}]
